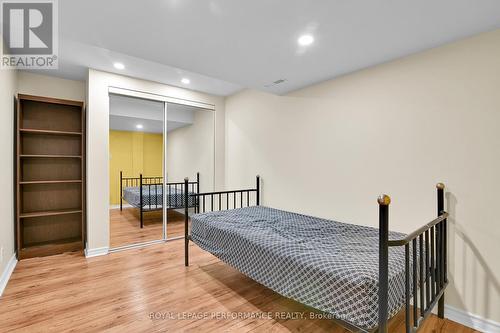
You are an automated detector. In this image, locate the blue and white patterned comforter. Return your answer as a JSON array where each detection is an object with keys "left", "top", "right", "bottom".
[
  {"left": 123, "top": 186, "right": 196, "bottom": 210},
  {"left": 190, "top": 206, "right": 409, "bottom": 329}
]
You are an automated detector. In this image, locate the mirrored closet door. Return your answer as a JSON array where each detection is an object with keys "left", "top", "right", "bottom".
[
  {"left": 109, "top": 94, "right": 165, "bottom": 248},
  {"left": 165, "top": 102, "right": 215, "bottom": 240},
  {"left": 108, "top": 90, "right": 215, "bottom": 249}
]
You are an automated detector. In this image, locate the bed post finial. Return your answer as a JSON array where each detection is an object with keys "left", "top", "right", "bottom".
[
  {"left": 436, "top": 182, "right": 445, "bottom": 190},
  {"left": 378, "top": 193, "right": 390, "bottom": 333},
  {"left": 184, "top": 177, "right": 190, "bottom": 267},
  {"left": 377, "top": 194, "right": 391, "bottom": 206}
]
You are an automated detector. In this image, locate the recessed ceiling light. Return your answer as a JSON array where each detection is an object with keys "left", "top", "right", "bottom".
[
  {"left": 298, "top": 34, "right": 314, "bottom": 46},
  {"left": 181, "top": 78, "right": 190, "bottom": 84},
  {"left": 136, "top": 124, "right": 143, "bottom": 129},
  {"left": 114, "top": 62, "right": 125, "bottom": 70}
]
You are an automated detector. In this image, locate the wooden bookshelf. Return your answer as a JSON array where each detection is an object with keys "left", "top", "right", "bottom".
[{"left": 15, "top": 94, "right": 85, "bottom": 259}]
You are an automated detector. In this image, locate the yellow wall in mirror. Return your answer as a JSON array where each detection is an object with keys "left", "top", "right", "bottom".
[{"left": 109, "top": 130, "right": 163, "bottom": 205}]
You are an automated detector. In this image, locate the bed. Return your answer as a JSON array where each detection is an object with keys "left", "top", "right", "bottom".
[
  {"left": 182, "top": 176, "right": 449, "bottom": 333},
  {"left": 119, "top": 171, "right": 199, "bottom": 228}
]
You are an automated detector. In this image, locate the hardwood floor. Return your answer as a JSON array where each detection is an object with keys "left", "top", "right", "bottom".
[
  {"left": 0, "top": 241, "right": 477, "bottom": 333},
  {"left": 110, "top": 208, "right": 186, "bottom": 248}
]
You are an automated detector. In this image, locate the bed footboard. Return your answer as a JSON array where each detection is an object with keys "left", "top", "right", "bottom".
[
  {"left": 378, "top": 183, "right": 448, "bottom": 333},
  {"left": 120, "top": 171, "right": 200, "bottom": 228},
  {"left": 184, "top": 175, "right": 260, "bottom": 266}
]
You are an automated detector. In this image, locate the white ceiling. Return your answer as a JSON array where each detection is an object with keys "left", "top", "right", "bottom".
[
  {"left": 109, "top": 94, "right": 201, "bottom": 133},
  {"left": 33, "top": 1, "right": 500, "bottom": 95}
]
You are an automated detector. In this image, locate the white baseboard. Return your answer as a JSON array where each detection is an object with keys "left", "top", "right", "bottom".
[
  {"left": 0, "top": 254, "right": 17, "bottom": 297},
  {"left": 446, "top": 305, "right": 500, "bottom": 333},
  {"left": 85, "top": 247, "right": 109, "bottom": 258}
]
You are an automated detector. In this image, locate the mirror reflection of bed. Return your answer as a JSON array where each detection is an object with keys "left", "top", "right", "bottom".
[{"left": 108, "top": 94, "right": 214, "bottom": 249}]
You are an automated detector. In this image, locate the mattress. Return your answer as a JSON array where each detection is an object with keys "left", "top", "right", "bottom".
[
  {"left": 190, "top": 206, "right": 410, "bottom": 329},
  {"left": 122, "top": 186, "right": 196, "bottom": 210}
]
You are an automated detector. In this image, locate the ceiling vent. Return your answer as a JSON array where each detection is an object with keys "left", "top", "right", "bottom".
[{"left": 264, "top": 79, "right": 287, "bottom": 88}]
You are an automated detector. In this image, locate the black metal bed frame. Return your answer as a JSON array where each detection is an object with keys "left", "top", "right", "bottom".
[
  {"left": 182, "top": 176, "right": 448, "bottom": 333},
  {"left": 120, "top": 171, "right": 200, "bottom": 228}
]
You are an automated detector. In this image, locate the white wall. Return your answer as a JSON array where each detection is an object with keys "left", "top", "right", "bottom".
[
  {"left": 225, "top": 29, "right": 500, "bottom": 324},
  {"left": 0, "top": 65, "right": 17, "bottom": 286},
  {"left": 167, "top": 109, "right": 215, "bottom": 190},
  {"left": 17, "top": 72, "right": 85, "bottom": 101},
  {"left": 87, "top": 69, "right": 225, "bottom": 251}
]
